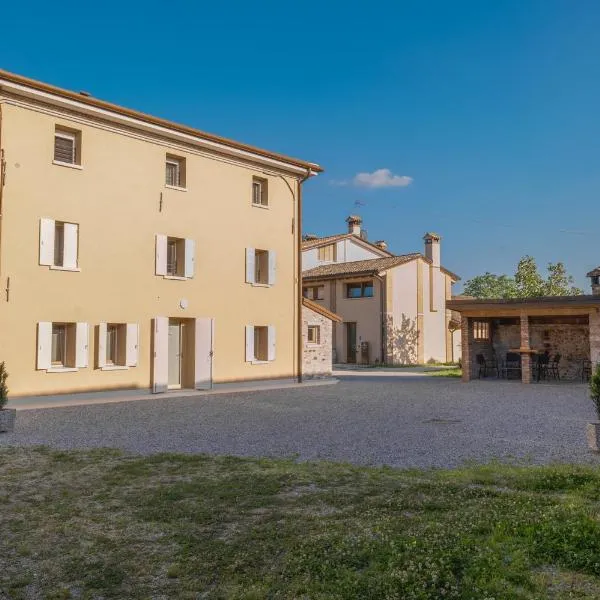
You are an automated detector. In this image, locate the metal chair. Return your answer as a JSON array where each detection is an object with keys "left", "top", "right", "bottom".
[
  {"left": 547, "top": 353, "right": 561, "bottom": 381},
  {"left": 476, "top": 354, "right": 499, "bottom": 378},
  {"left": 582, "top": 360, "right": 592, "bottom": 382},
  {"left": 503, "top": 352, "right": 522, "bottom": 380},
  {"left": 534, "top": 351, "right": 550, "bottom": 382}
]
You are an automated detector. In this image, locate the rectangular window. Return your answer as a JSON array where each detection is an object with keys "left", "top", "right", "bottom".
[
  {"left": 318, "top": 244, "right": 337, "bottom": 262},
  {"left": 346, "top": 281, "right": 374, "bottom": 299},
  {"left": 166, "top": 155, "right": 186, "bottom": 188},
  {"left": 593, "top": 276, "right": 600, "bottom": 285},
  {"left": 307, "top": 325, "right": 321, "bottom": 344},
  {"left": 252, "top": 177, "right": 268, "bottom": 206},
  {"left": 166, "top": 237, "right": 186, "bottom": 277},
  {"left": 54, "top": 222, "right": 65, "bottom": 267},
  {"left": 51, "top": 324, "right": 67, "bottom": 366},
  {"left": 303, "top": 285, "right": 324, "bottom": 300},
  {"left": 54, "top": 127, "right": 81, "bottom": 165},
  {"left": 106, "top": 323, "right": 128, "bottom": 366},
  {"left": 473, "top": 321, "right": 490, "bottom": 340},
  {"left": 254, "top": 249, "right": 269, "bottom": 284},
  {"left": 253, "top": 326, "right": 269, "bottom": 361}
]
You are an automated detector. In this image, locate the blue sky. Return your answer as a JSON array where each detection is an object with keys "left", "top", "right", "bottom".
[{"left": 2, "top": 0, "right": 599, "bottom": 289}]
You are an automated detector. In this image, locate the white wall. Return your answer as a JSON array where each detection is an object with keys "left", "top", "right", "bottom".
[{"left": 302, "top": 237, "right": 386, "bottom": 271}]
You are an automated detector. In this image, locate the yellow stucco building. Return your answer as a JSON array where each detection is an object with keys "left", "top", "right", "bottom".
[{"left": 0, "top": 70, "right": 322, "bottom": 397}]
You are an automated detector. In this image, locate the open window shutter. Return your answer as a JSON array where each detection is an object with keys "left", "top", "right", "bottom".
[
  {"left": 97, "top": 322, "right": 107, "bottom": 368},
  {"left": 155, "top": 235, "right": 167, "bottom": 276},
  {"left": 63, "top": 223, "right": 79, "bottom": 269},
  {"left": 268, "top": 326, "right": 276, "bottom": 361},
  {"left": 268, "top": 251, "right": 276, "bottom": 285},
  {"left": 245, "top": 325, "right": 254, "bottom": 362},
  {"left": 126, "top": 323, "right": 139, "bottom": 367},
  {"left": 184, "top": 239, "right": 195, "bottom": 278},
  {"left": 153, "top": 317, "right": 169, "bottom": 393},
  {"left": 39, "top": 219, "right": 55, "bottom": 266},
  {"left": 194, "top": 317, "right": 214, "bottom": 389},
  {"left": 37, "top": 322, "right": 52, "bottom": 369},
  {"left": 75, "top": 322, "right": 89, "bottom": 368},
  {"left": 245, "top": 248, "right": 255, "bottom": 284}
]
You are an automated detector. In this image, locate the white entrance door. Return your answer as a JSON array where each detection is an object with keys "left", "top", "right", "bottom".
[
  {"left": 168, "top": 320, "right": 182, "bottom": 389},
  {"left": 195, "top": 318, "right": 214, "bottom": 389}
]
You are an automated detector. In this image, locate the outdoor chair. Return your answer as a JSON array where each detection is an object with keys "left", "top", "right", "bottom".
[
  {"left": 533, "top": 351, "right": 550, "bottom": 382},
  {"left": 476, "top": 354, "right": 499, "bottom": 378},
  {"left": 547, "top": 353, "right": 561, "bottom": 381},
  {"left": 503, "top": 352, "right": 522, "bottom": 380},
  {"left": 582, "top": 360, "right": 592, "bottom": 382}
]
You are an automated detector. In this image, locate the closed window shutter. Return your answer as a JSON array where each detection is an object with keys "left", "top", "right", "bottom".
[
  {"left": 75, "top": 323, "right": 89, "bottom": 368},
  {"left": 184, "top": 239, "right": 195, "bottom": 278},
  {"left": 37, "top": 322, "right": 52, "bottom": 369},
  {"left": 245, "top": 325, "right": 255, "bottom": 362},
  {"left": 39, "top": 218, "right": 56, "bottom": 266},
  {"left": 97, "top": 322, "right": 107, "bottom": 368},
  {"left": 268, "top": 251, "right": 276, "bottom": 285},
  {"left": 267, "top": 326, "right": 276, "bottom": 361},
  {"left": 126, "top": 323, "right": 139, "bottom": 367},
  {"left": 245, "top": 248, "right": 255, "bottom": 284},
  {"left": 63, "top": 223, "right": 79, "bottom": 269},
  {"left": 155, "top": 234, "right": 168, "bottom": 275},
  {"left": 54, "top": 135, "right": 75, "bottom": 164}
]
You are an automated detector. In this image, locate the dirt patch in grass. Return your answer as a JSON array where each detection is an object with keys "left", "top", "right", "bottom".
[{"left": 2, "top": 447, "right": 600, "bottom": 599}]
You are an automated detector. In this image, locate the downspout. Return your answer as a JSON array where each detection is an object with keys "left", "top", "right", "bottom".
[
  {"left": 0, "top": 103, "right": 5, "bottom": 281},
  {"left": 374, "top": 273, "right": 386, "bottom": 364},
  {"left": 296, "top": 168, "right": 314, "bottom": 382}
]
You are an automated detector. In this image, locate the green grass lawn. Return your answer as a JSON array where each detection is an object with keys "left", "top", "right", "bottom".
[
  {"left": 425, "top": 367, "right": 463, "bottom": 377},
  {"left": 2, "top": 448, "right": 600, "bottom": 599}
]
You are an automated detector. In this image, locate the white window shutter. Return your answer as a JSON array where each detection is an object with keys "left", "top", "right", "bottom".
[
  {"left": 97, "top": 322, "right": 107, "bottom": 368},
  {"left": 75, "top": 322, "right": 89, "bottom": 368},
  {"left": 126, "top": 323, "right": 139, "bottom": 367},
  {"left": 268, "top": 325, "right": 276, "bottom": 361},
  {"left": 39, "top": 219, "right": 55, "bottom": 266},
  {"left": 153, "top": 317, "right": 169, "bottom": 393},
  {"left": 63, "top": 223, "right": 79, "bottom": 269},
  {"left": 268, "top": 251, "right": 276, "bottom": 285},
  {"left": 245, "top": 248, "right": 255, "bottom": 284},
  {"left": 245, "top": 325, "right": 255, "bottom": 362},
  {"left": 37, "top": 322, "right": 52, "bottom": 370},
  {"left": 194, "top": 317, "right": 214, "bottom": 389},
  {"left": 184, "top": 239, "right": 195, "bottom": 278},
  {"left": 155, "top": 234, "right": 167, "bottom": 276}
]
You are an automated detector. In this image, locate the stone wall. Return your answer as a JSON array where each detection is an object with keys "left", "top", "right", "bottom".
[
  {"left": 302, "top": 306, "right": 334, "bottom": 378},
  {"left": 589, "top": 312, "right": 600, "bottom": 366}
]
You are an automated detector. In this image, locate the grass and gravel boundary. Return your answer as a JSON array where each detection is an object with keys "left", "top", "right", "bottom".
[{"left": 2, "top": 447, "right": 600, "bottom": 599}]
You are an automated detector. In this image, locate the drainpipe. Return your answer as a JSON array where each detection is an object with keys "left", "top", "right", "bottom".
[
  {"left": 374, "top": 272, "right": 386, "bottom": 364},
  {"left": 297, "top": 168, "right": 314, "bottom": 382}
]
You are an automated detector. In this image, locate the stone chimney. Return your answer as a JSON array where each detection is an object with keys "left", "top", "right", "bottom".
[
  {"left": 423, "top": 232, "right": 441, "bottom": 267},
  {"left": 587, "top": 267, "right": 600, "bottom": 295},
  {"left": 374, "top": 240, "right": 388, "bottom": 251},
  {"left": 346, "top": 215, "right": 362, "bottom": 236}
]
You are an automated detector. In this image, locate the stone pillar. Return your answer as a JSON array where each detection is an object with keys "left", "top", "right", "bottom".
[
  {"left": 520, "top": 313, "right": 531, "bottom": 384},
  {"left": 461, "top": 316, "right": 472, "bottom": 382},
  {"left": 590, "top": 310, "right": 600, "bottom": 366}
]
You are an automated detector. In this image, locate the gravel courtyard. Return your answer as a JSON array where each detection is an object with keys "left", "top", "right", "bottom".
[{"left": 1, "top": 375, "right": 598, "bottom": 468}]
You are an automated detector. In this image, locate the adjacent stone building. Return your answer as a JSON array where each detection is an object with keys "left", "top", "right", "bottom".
[{"left": 302, "top": 298, "right": 342, "bottom": 378}]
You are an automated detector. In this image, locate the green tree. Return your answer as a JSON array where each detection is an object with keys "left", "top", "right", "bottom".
[{"left": 464, "top": 256, "right": 583, "bottom": 299}]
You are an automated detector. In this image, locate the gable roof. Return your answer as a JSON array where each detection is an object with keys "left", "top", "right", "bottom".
[
  {"left": 301, "top": 233, "right": 394, "bottom": 256},
  {"left": 302, "top": 298, "right": 343, "bottom": 322},
  {"left": 303, "top": 254, "right": 423, "bottom": 280},
  {"left": 0, "top": 69, "right": 322, "bottom": 175}
]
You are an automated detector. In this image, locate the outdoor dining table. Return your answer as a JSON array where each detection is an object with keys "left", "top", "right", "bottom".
[{"left": 508, "top": 348, "right": 545, "bottom": 382}]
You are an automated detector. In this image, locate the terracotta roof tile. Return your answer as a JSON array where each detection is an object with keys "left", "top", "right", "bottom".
[
  {"left": 587, "top": 267, "right": 600, "bottom": 277},
  {"left": 303, "top": 254, "right": 422, "bottom": 280}
]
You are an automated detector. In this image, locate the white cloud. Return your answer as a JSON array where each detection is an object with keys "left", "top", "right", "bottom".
[{"left": 353, "top": 169, "right": 413, "bottom": 188}]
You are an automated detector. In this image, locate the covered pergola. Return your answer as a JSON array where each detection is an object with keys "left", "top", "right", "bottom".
[{"left": 447, "top": 296, "right": 600, "bottom": 384}]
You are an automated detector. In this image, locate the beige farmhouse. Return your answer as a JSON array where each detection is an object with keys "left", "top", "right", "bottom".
[
  {"left": 0, "top": 69, "right": 322, "bottom": 397},
  {"left": 302, "top": 216, "right": 460, "bottom": 365}
]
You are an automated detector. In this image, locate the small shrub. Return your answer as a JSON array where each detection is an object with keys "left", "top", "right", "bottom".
[
  {"left": 590, "top": 364, "right": 600, "bottom": 421},
  {"left": 0, "top": 362, "right": 8, "bottom": 410}
]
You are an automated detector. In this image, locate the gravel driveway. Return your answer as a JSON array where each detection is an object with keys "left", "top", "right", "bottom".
[{"left": 1, "top": 376, "right": 597, "bottom": 469}]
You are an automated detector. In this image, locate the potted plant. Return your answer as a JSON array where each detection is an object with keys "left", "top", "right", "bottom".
[
  {"left": 0, "top": 362, "right": 15, "bottom": 433},
  {"left": 587, "top": 364, "right": 600, "bottom": 451}
]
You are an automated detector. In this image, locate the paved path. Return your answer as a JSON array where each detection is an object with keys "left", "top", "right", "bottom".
[{"left": 1, "top": 376, "right": 597, "bottom": 469}]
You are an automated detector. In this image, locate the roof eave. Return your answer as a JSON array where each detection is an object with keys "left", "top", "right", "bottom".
[{"left": 0, "top": 69, "right": 323, "bottom": 176}]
